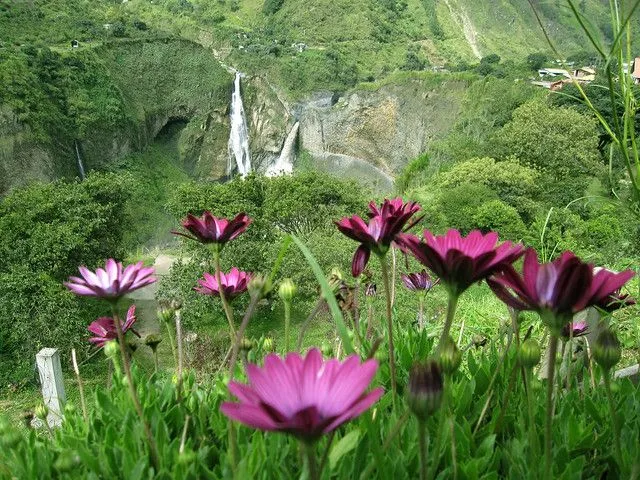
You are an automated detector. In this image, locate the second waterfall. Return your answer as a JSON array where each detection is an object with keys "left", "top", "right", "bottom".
[{"left": 227, "top": 72, "right": 252, "bottom": 178}]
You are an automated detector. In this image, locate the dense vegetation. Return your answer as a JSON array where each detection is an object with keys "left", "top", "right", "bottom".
[{"left": 1, "top": 0, "right": 640, "bottom": 479}]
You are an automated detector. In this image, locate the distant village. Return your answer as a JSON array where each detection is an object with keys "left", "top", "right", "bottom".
[{"left": 531, "top": 57, "right": 640, "bottom": 90}]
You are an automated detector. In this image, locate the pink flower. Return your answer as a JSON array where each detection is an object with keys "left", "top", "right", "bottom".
[
  {"left": 398, "top": 229, "right": 523, "bottom": 297},
  {"left": 88, "top": 305, "right": 140, "bottom": 348},
  {"left": 560, "top": 321, "right": 588, "bottom": 340},
  {"left": 173, "top": 211, "right": 251, "bottom": 246},
  {"left": 592, "top": 268, "right": 636, "bottom": 313},
  {"left": 488, "top": 249, "right": 635, "bottom": 332},
  {"left": 65, "top": 259, "right": 156, "bottom": 299},
  {"left": 221, "top": 348, "right": 383, "bottom": 441},
  {"left": 336, "top": 198, "right": 421, "bottom": 277},
  {"left": 194, "top": 267, "right": 252, "bottom": 300},
  {"left": 401, "top": 269, "right": 439, "bottom": 293}
]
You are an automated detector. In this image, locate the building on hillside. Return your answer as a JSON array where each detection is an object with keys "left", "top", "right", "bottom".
[
  {"left": 573, "top": 66, "right": 595, "bottom": 81},
  {"left": 538, "top": 68, "right": 571, "bottom": 78}
]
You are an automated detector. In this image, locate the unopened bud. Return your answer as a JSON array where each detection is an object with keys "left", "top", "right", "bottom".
[
  {"left": 262, "top": 337, "right": 274, "bottom": 352},
  {"left": 438, "top": 336, "right": 462, "bottom": 375},
  {"left": 240, "top": 338, "right": 255, "bottom": 352},
  {"left": 278, "top": 278, "right": 297, "bottom": 302},
  {"left": 35, "top": 404, "right": 49, "bottom": 421},
  {"left": 593, "top": 329, "right": 621, "bottom": 371},
  {"left": 320, "top": 341, "right": 333, "bottom": 357},
  {"left": 157, "top": 306, "right": 175, "bottom": 324},
  {"left": 248, "top": 274, "right": 272, "bottom": 299},
  {"left": 145, "top": 334, "right": 162, "bottom": 352},
  {"left": 408, "top": 360, "right": 443, "bottom": 421},
  {"left": 519, "top": 339, "right": 541, "bottom": 368},
  {"left": 104, "top": 340, "right": 119, "bottom": 359}
]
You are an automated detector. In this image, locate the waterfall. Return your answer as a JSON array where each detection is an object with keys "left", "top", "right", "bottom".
[
  {"left": 266, "top": 122, "right": 299, "bottom": 177},
  {"left": 74, "top": 140, "right": 86, "bottom": 180},
  {"left": 227, "top": 72, "right": 252, "bottom": 178}
]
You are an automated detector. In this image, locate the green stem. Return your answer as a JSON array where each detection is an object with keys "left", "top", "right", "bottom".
[
  {"left": 418, "top": 296, "right": 425, "bottom": 330},
  {"left": 213, "top": 252, "right": 236, "bottom": 338},
  {"left": 304, "top": 442, "right": 319, "bottom": 480},
  {"left": 110, "top": 304, "right": 160, "bottom": 472},
  {"left": 418, "top": 421, "right": 429, "bottom": 480},
  {"left": 379, "top": 255, "right": 398, "bottom": 407},
  {"left": 524, "top": 368, "right": 539, "bottom": 465},
  {"left": 473, "top": 334, "right": 514, "bottom": 435},
  {"left": 175, "top": 309, "right": 184, "bottom": 399},
  {"left": 437, "top": 294, "right": 459, "bottom": 354},
  {"left": 284, "top": 300, "right": 292, "bottom": 352},
  {"left": 164, "top": 322, "right": 177, "bottom": 366},
  {"left": 604, "top": 372, "right": 624, "bottom": 471},
  {"left": 359, "top": 410, "right": 411, "bottom": 479},
  {"left": 544, "top": 334, "right": 559, "bottom": 479}
]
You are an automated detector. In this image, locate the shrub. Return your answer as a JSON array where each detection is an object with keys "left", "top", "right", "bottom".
[{"left": 473, "top": 199, "right": 528, "bottom": 241}]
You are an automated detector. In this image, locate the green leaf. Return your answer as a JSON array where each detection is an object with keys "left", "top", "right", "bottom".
[
  {"left": 329, "top": 429, "right": 361, "bottom": 470},
  {"left": 290, "top": 234, "right": 354, "bottom": 354}
]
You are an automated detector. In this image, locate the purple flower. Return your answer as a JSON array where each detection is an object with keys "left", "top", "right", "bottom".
[
  {"left": 173, "top": 211, "right": 251, "bottom": 246},
  {"left": 221, "top": 348, "right": 383, "bottom": 441},
  {"left": 560, "top": 320, "right": 588, "bottom": 340},
  {"left": 398, "top": 229, "right": 523, "bottom": 297},
  {"left": 592, "top": 268, "right": 636, "bottom": 312},
  {"left": 488, "top": 249, "right": 635, "bottom": 332},
  {"left": 401, "top": 269, "right": 439, "bottom": 293},
  {"left": 336, "top": 198, "right": 421, "bottom": 277},
  {"left": 65, "top": 259, "right": 156, "bottom": 299},
  {"left": 194, "top": 267, "right": 252, "bottom": 300},
  {"left": 88, "top": 305, "right": 140, "bottom": 348}
]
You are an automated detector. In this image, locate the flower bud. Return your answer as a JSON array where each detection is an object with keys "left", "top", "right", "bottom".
[
  {"left": 262, "top": 337, "right": 274, "bottom": 352},
  {"left": 438, "top": 336, "right": 462, "bottom": 375},
  {"left": 170, "top": 299, "right": 183, "bottom": 311},
  {"left": 408, "top": 360, "right": 443, "bottom": 422},
  {"left": 240, "top": 337, "right": 255, "bottom": 352},
  {"left": 248, "top": 274, "right": 272, "bottom": 299},
  {"left": 104, "top": 340, "right": 119, "bottom": 360},
  {"left": 157, "top": 306, "right": 175, "bottom": 324},
  {"left": 145, "top": 334, "right": 162, "bottom": 352},
  {"left": 519, "top": 338, "right": 541, "bottom": 368},
  {"left": 278, "top": 278, "right": 297, "bottom": 302},
  {"left": 320, "top": 341, "right": 333, "bottom": 357},
  {"left": 364, "top": 283, "right": 377, "bottom": 297},
  {"left": 35, "top": 404, "right": 49, "bottom": 421},
  {"left": 178, "top": 449, "right": 196, "bottom": 465},
  {"left": 593, "top": 329, "right": 621, "bottom": 371}
]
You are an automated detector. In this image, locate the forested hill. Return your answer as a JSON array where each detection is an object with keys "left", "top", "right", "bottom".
[{"left": 2, "top": 0, "right": 638, "bottom": 96}]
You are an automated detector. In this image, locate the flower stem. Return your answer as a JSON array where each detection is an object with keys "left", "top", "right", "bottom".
[
  {"left": 379, "top": 254, "right": 398, "bottom": 407},
  {"left": 71, "top": 349, "right": 89, "bottom": 425},
  {"left": 175, "top": 309, "right": 184, "bottom": 398},
  {"left": 437, "top": 294, "right": 459, "bottom": 355},
  {"left": 524, "top": 368, "right": 539, "bottom": 465},
  {"left": 359, "top": 410, "right": 411, "bottom": 479},
  {"left": 111, "top": 304, "right": 160, "bottom": 472},
  {"left": 304, "top": 441, "right": 320, "bottom": 480},
  {"left": 418, "top": 420, "right": 429, "bottom": 480},
  {"left": 213, "top": 252, "right": 236, "bottom": 338},
  {"left": 284, "top": 300, "right": 292, "bottom": 352},
  {"left": 544, "top": 334, "right": 559, "bottom": 479},
  {"left": 603, "top": 372, "right": 624, "bottom": 471},
  {"left": 418, "top": 296, "right": 425, "bottom": 330},
  {"left": 164, "top": 321, "right": 177, "bottom": 365}
]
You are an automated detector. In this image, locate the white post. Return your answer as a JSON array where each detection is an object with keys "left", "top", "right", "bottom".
[{"left": 36, "top": 348, "right": 66, "bottom": 427}]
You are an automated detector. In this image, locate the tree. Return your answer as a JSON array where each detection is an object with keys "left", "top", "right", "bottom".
[{"left": 526, "top": 52, "right": 548, "bottom": 71}]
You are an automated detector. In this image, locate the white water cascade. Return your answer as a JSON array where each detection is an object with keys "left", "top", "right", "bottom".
[
  {"left": 227, "top": 72, "right": 252, "bottom": 177},
  {"left": 74, "top": 140, "right": 86, "bottom": 180},
  {"left": 266, "top": 122, "right": 299, "bottom": 177}
]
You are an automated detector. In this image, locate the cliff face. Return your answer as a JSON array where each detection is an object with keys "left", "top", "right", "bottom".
[
  {"left": 1, "top": 39, "right": 473, "bottom": 195},
  {"left": 296, "top": 75, "right": 471, "bottom": 189}
]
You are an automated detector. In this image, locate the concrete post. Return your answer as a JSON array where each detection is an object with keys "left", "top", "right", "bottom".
[{"left": 35, "top": 348, "right": 66, "bottom": 427}]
